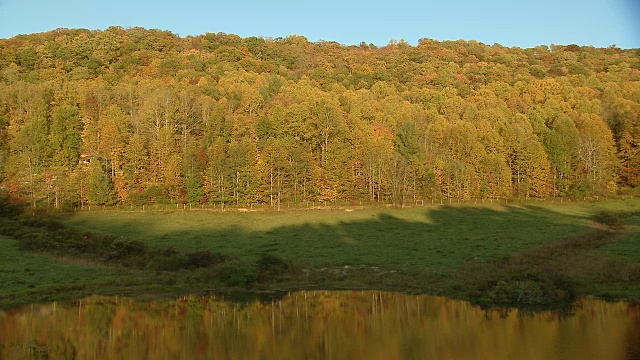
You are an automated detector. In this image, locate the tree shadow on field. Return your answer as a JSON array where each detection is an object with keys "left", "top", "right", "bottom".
[{"left": 65, "top": 205, "right": 594, "bottom": 274}]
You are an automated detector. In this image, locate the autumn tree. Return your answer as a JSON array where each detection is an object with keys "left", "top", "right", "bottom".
[{"left": 0, "top": 28, "right": 638, "bottom": 208}]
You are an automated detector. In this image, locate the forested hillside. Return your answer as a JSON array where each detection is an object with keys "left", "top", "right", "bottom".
[{"left": 0, "top": 27, "right": 638, "bottom": 208}]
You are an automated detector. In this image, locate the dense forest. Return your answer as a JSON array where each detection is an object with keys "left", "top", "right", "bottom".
[{"left": 0, "top": 27, "right": 638, "bottom": 208}]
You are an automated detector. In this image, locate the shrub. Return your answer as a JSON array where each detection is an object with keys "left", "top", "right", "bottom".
[
  {"left": 472, "top": 278, "right": 574, "bottom": 305},
  {"left": 19, "top": 217, "right": 64, "bottom": 231},
  {"left": 147, "top": 253, "right": 190, "bottom": 271},
  {"left": 569, "top": 180, "right": 593, "bottom": 197},
  {"left": 65, "top": 233, "right": 98, "bottom": 254},
  {"left": 128, "top": 191, "right": 149, "bottom": 206},
  {"left": 0, "top": 218, "right": 24, "bottom": 237},
  {"left": 0, "top": 191, "right": 22, "bottom": 219},
  {"left": 106, "top": 238, "right": 150, "bottom": 268},
  {"left": 257, "top": 253, "right": 298, "bottom": 282},
  {"left": 186, "top": 250, "right": 228, "bottom": 268},
  {"left": 110, "top": 238, "right": 148, "bottom": 258},
  {"left": 18, "top": 230, "right": 55, "bottom": 251},
  {"left": 216, "top": 259, "right": 258, "bottom": 287}
]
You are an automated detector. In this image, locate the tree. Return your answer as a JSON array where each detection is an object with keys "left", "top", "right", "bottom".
[
  {"left": 123, "top": 133, "right": 149, "bottom": 194},
  {"left": 1, "top": 28, "right": 639, "bottom": 206},
  {"left": 311, "top": 96, "right": 344, "bottom": 167},
  {"left": 228, "top": 138, "right": 257, "bottom": 206},
  {"left": 617, "top": 118, "right": 640, "bottom": 187},
  {"left": 50, "top": 104, "right": 82, "bottom": 169},
  {"left": 7, "top": 101, "right": 50, "bottom": 206},
  {"left": 502, "top": 115, "right": 552, "bottom": 198},
  {"left": 163, "top": 154, "right": 186, "bottom": 203},
  {"left": 576, "top": 114, "right": 618, "bottom": 193},
  {"left": 260, "top": 137, "right": 289, "bottom": 209},
  {"left": 543, "top": 114, "right": 579, "bottom": 196},
  {"left": 608, "top": 100, "right": 640, "bottom": 188},
  {"left": 394, "top": 122, "right": 421, "bottom": 162},
  {"left": 86, "top": 160, "right": 116, "bottom": 206},
  {"left": 206, "top": 138, "right": 229, "bottom": 205},
  {"left": 183, "top": 141, "right": 205, "bottom": 204},
  {"left": 394, "top": 121, "right": 428, "bottom": 203}
]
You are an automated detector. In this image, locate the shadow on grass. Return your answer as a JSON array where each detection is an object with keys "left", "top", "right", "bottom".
[
  {"left": 7, "top": 204, "right": 640, "bottom": 307},
  {"left": 62, "top": 204, "right": 594, "bottom": 272}
]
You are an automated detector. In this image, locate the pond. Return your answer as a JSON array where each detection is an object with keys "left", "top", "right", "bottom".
[{"left": 1, "top": 291, "right": 638, "bottom": 359}]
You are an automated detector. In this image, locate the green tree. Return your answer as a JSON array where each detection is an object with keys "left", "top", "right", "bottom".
[
  {"left": 86, "top": 160, "right": 116, "bottom": 205},
  {"left": 50, "top": 104, "right": 82, "bottom": 169}
]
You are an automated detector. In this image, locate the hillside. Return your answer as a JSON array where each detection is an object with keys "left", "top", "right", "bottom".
[{"left": 0, "top": 27, "right": 639, "bottom": 208}]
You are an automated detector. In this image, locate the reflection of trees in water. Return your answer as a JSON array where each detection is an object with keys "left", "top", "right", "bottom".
[{"left": 0, "top": 292, "right": 638, "bottom": 360}]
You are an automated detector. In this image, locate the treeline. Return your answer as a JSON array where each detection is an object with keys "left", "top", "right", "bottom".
[{"left": 0, "top": 27, "right": 638, "bottom": 208}]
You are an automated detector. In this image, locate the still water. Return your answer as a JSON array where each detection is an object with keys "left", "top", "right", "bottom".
[{"left": 0, "top": 291, "right": 638, "bottom": 360}]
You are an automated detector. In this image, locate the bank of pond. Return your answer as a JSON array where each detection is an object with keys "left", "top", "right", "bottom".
[{"left": 1, "top": 291, "right": 638, "bottom": 360}]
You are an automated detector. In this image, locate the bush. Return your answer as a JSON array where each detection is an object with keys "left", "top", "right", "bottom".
[
  {"left": 0, "top": 191, "right": 22, "bottom": 219},
  {"left": 147, "top": 253, "right": 190, "bottom": 271},
  {"left": 145, "top": 185, "right": 169, "bottom": 204},
  {"left": 65, "top": 233, "right": 98, "bottom": 254},
  {"left": 128, "top": 191, "right": 149, "bottom": 206},
  {"left": 19, "top": 217, "right": 64, "bottom": 231},
  {"left": 617, "top": 186, "right": 640, "bottom": 197},
  {"left": 110, "top": 238, "right": 148, "bottom": 258},
  {"left": 0, "top": 218, "right": 24, "bottom": 237},
  {"left": 186, "top": 250, "right": 228, "bottom": 268},
  {"left": 257, "top": 253, "right": 298, "bottom": 282},
  {"left": 569, "top": 180, "right": 593, "bottom": 197},
  {"left": 105, "top": 238, "right": 151, "bottom": 268},
  {"left": 216, "top": 259, "right": 258, "bottom": 287},
  {"left": 18, "top": 230, "right": 55, "bottom": 251},
  {"left": 471, "top": 278, "right": 574, "bottom": 305}
]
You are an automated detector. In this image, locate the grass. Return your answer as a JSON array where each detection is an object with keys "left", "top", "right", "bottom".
[
  {"left": 0, "top": 235, "right": 117, "bottom": 308},
  {"left": 2, "top": 198, "right": 639, "bottom": 308},
  {"left": 0, "top": 232, "right": 259, "bottom": 308},
  {"left": 457, "top": 228, "right": 639, "bottom": 305},
  {"left": 598, "top": 210, "right": 640, "bottom": 262},
  {"left": 59, "top": 200, "right": 640, "bottom": 272}
]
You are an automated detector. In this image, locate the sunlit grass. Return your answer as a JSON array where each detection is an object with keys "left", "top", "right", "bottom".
[
  {"left": 0, "top": 236, "right": 117, "bottom": 308},
  {"left": 598, "top": 211, "right": 640, "bottom": 262},
  {"left": 60, "top": 199, "right": 640, "bottom": 273},
  {"left": 3, "top": 199, "right": 638, "bottom": 309}
]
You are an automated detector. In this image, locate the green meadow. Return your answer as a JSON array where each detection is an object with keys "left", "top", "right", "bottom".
[
  {"left": 61, "top": 200, "right": 640, "bottom": 272},
  {"left": 2, "top": 199, "right": 639, "bottom": 308},
  {"left": 0, "top": 236, "right": 112, "bottom": 301}
]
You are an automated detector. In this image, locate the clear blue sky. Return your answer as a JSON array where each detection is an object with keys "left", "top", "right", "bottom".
[{"left": 0, "top": 0, "right": 638, "bottom": 48}]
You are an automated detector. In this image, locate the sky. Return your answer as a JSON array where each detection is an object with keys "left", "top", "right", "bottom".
[{"left": 0, "top": 0, "right": 638, "bottom": 49}]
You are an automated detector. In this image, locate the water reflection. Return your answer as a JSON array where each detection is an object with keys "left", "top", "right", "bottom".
[{"left": 1, "top": 292, "right": 638, "bottom": 360}]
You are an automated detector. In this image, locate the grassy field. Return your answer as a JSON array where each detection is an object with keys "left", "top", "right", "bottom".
[
  {"left": 599, "top": 210, "right": 640, "bottom": 262},
  {"left": 0, "top": 233, "right": 232, "bottom": 308},
  {"left": 0, "top": 235, "right": 117, "bottom": 308},
  {"left": 60, "top": 199, "right": 640, "bottom": 272},
  {"left": 2, "top": 198, "right": 639, "bottom": 309}
]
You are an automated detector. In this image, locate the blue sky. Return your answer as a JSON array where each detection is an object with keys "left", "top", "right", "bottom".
[{"left": 0, "top": 0, "right": 638, "bottom": 48}]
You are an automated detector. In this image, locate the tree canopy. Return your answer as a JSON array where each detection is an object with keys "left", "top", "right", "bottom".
[{"left": 0, "top": 27, "right": 638, "bottom": 208}]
